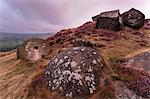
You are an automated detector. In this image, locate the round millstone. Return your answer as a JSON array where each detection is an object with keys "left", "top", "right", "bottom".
[
  {"left": 44, "top": 46, "right": 105, "bottom": 98},
  {"left": 17, "top": 38, "right": 50, "bottom": 62}
]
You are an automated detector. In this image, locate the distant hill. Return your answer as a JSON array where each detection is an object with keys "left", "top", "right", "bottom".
[{"left": 0, "top": 33, "right": 52, "bottom": 52}]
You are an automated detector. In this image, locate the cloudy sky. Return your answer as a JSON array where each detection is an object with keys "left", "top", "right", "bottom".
[{"left": 0, "top": 0, "right": 150, "bottom": 33}]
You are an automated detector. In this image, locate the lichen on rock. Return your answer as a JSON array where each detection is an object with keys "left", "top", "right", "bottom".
[
  {"left": 17, "top": 38, "right": 51, "bottom": 62},
  {"left": 122, "top": 8, "right": 145, "bottom": 29},
  {"left": 44, "top": 46, "right": 105, "bottom": 98},
  {"left": 117, "top": 49, "right": 150, "bottom": 98}
]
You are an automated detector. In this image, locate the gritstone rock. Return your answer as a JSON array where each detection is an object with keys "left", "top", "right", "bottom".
[
  {"left": 95, "top": 10, "right": 121, "bottom": 31},
  {"left": 92, "top": 14, "right": 100, "bottom": 22},
  {"left": 17, "top": 38, "right": 50, "bottom": 62},
  {"left": 119, "top": 49, "right": 150, "bottom": 98},
  {"left": 44, "top": 46, "right": 105, "bottom": 98},
  {"left": 122, "top": 8, "right": 145, "bottom": 29},
  {"left": 115, "top": 81, "right": 144, "bottom": 99}
]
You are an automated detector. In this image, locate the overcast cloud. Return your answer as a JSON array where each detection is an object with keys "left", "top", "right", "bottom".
[{"left": 0, "top": 0, "right": 150, "bottom": 33}]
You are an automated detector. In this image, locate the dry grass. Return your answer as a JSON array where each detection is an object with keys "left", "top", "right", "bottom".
[{"left": 0, "top": 24, "right": 149, "bottom": 99}]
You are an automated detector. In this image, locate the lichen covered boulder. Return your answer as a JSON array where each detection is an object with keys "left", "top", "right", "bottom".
[
  {"left": 122, "top": 8, "right": 145, "bottom": 29},
  {"left": 17, "top": 38, "right": 50, "bottom": 62},
  {"left": 44, "top": 46, "right": 105, "bottom": 98}
]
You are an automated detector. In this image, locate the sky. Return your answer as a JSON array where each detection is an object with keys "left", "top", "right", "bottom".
[{"left": 0, "top": 0, "right": 150, "bottom": 33}]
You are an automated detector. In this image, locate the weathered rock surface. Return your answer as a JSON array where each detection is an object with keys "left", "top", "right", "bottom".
[
  {"left": 120, "top": 49, "right": 150, "bottom": 74},
  {"left": 122, "top": 8, "right": 145, "bottom": 29},
  {"left": 44, "top": 46, "right": 105, "bottom": 98},
  {"left": 115, "top": 81, "right": 144, "bottom": 99},
  {"left": 117, "top": 49, "right": 150, "bottom": 98},
  {"left": 17, "top": 38, "right": 50, "bottom": 62},
  {"left": 96, "top": 10, "right": 121, "bottom": 31}
]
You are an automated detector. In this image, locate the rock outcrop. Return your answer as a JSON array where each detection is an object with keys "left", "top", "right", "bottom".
[
  {"left": 94, "top": 8, "right": 145, "bottom": 31},
  {"left": 117, "top": 49, "right": 150, "bottom": 98}
]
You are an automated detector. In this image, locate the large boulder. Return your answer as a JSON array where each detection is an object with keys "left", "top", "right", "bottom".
[
  {"left": 118, "top": 49, "right": 150, "bottom": 98},
  {"left": 115, "top": 81, "right": 144, "bottom": 99},
  {"left": 44, "top": 46, "right": 105, "bottom": 98},
  {"left": 95, "top": 10, "right": 121, "bottom": 31},
  {"left": 122, "top": 8, "right": 145, "bottom": 29},
  {"left": 17, "top": 38, "right": 50, "bottom": 62}
]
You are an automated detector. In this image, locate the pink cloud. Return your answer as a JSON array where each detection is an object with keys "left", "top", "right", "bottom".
[{"left": 0, "top": 0, "right": 150, "bottom": 33}]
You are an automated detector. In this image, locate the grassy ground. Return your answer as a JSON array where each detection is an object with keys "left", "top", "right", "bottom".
[{"left": 0, "top": 25, "right": 149, "bottom": 99}]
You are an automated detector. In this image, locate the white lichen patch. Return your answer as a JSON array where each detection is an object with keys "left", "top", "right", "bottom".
[
  {"left": 64, "top": 55, "right": 68, "bottom": 59},
  {"left": 88, "top": 67, "right": 93, "bottom": 72},
  {"left": 57, "top": 59, "right": 64, "bottom": 65},
  {"left": 67, "top": 51, "right": 72, "bottom": 54},
  {"left": 97, "top": 59, "right": 100, "bottom": 62},
  {"left": 81, "top": 48, "right": 85, "bottom": 51},
  {"left": 54, "top": 58, "right": 58, "bottom": 63},
  {"left": 91, "top": 84, "right": 96, "bottom": 91},
  {"left": 45, "top": 71, "right": 50, "bottom": 75},
  {"left": 25, "top": 44, "right": 30, "bottom": 51},
  {"left": 74, "top": 51, "right": 78, "bottom": 54},
  {"left": 89, "top": 88, "right": 93, "bottom": 94},
  {"left": 85, "top": 76, "right": 92, "bottom": 81},
  {"left": 64, "top": 62, "right": 70, "bottom": 67},
  {"left": 93, "top": 52, "right": 97, "bottom": 55},
  {"left": 68, "top": 92, "right": 73, "bottom": 97},
  {"left": 73, "top": 47, "right": 80, "bottom": 50},
  {"left": 70, "top": 61, "right": 77, "bottom": 67},
  {"left": 92, "top": 60, "right": 97, "bottom": 64}
]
